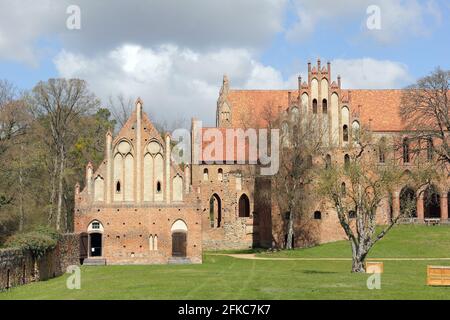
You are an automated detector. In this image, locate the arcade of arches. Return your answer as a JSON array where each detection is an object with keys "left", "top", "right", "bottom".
[{"left": 394, "top": 185, "right": 449, "bottom": 221}]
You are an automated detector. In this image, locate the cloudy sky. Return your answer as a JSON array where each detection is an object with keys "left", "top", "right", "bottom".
[{"left": 0, "top": 0, "right": 449, "bottom": 125}]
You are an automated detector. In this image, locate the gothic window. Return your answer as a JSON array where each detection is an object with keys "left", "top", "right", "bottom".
[
  {"left": 92, "top": 222, "right": 100, "bottom": 230},
  {"left": 341, "top": 182, "right": 346, "bottom": 196},
  {"left": 427, "top": 138, "right": 433, "bottom": 161},
  {"left": 238, "top": 194, "right": 250, "bottom": 218},
  {"left": 203, "top": 168, "right": 209, "bottom": 181},
  {"left": 343, "top": 125, "right": 349, "bottom": 142},
  {"left": 344, "top": 154, "right": 350, "bottom": 169},
  {"left": 116, "top": 181, "right": 121, "bottom": 193},
  {"left": 325, "top": 154, "right": 332, "bottom": 169},
  {"left": 218, "top": 168, "right": 223, "bottom": 181},
  {"left": 312, "top": 99, "right": 318, "bottom": 114},
  {"left": 402, "top": 137, "right": 410, "bottom": 163},
  {"left": 322, "top": 99, "right": 328, "bottom": 114},
  {"left": 156, "top": 181, "right": 162, "bottom": 193}
]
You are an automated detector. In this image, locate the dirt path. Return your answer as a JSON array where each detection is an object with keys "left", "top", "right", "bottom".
[{"left": 208, "top": 253, "right": 450, "bottom": 261}]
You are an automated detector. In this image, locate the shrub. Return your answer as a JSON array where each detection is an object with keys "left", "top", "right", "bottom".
[{"left": 5, "top": 227, "right": 60, "bottom": 258}]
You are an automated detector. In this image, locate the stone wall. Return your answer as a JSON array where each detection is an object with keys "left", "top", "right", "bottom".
[{"left": 0, "top": 233, "right": 80, "bottom": 291}]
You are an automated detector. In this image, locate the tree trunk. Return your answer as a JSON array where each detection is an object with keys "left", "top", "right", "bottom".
[
  {"left": 286, "top": 211, "right": 294, "bottom": 249},
  {"left": 48, "top": 154, "right": 58, "bottom": 226},
  {"left": 31, "top": 257, "right": 39, "bottom": 282},
  {"left": 351, "top": 242, "right": 367, "bottom": 273},
  {"left": 56, "top": 144, "right": 65, "bottom": 231},
  {"left": 18, "top": 145, "right": 24, "bottom": 232}
]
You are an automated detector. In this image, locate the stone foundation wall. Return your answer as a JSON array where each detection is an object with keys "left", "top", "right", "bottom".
[{"left": 0, "top": 234, "right": 80, "bottom": 291}]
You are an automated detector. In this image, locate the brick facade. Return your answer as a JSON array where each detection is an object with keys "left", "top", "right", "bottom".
[{"left": 74, "top": 60, "right": 449, "bottom": 265}]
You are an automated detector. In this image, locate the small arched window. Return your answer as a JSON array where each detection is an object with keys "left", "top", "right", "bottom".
[
  {"left": 218, "top": 168, "right": 223, "bottom": 181},
  {"left": 203, "top": 168, "right": 209, "bottom": 181},
  {"left": 349, "top": 210, "right": 357, "bottom": 219},
  {"left": 312, "top": 99, "right": 318, "bottom": 114},
  {"left": 341, "top": 182, "right": 346, "bottom": 196},
  {"left": 325, "top": 154, "right": 332, "bottom": 169},
  {"left": 314, "top": 211, "right": 322, "bottom": 220},
  {"left": 116, "top": 181, "right": 121, "bottom": 193},
  {"left": 156, "top": 181, "right": 162, "bottom": 193},
  {"left": 343, "top": 125, "right": 349, "bottom": 142},
  {"left": 344, "top": 154, "right": 350, "bottom": 169},
  {"left": 402, "top": 137, "right": 410, "bottom": 163},
  {"left": 238, "top": 194, "right": 250, "bottom": 218},
  {"left": 427, "top": 138, "right": 433, "bottom": 161},
  {"left": 322, "top": 99, "right": 327, "bottom": 114}
]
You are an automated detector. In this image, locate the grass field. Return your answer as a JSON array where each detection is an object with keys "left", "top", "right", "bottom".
[{"left": 1, "top": 225, "right": 450, "bottom": 300}]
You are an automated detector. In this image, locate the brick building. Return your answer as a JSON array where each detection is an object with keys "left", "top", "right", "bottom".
[{"left": 74, "top": 60, "right": 449, "bottom": 265}]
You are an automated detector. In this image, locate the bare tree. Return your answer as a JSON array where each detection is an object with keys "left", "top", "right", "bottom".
[
  {"left": 108, "top": 94, "right": 134, "bottom": 130},
  {"left": 247, "top": 101, "right": 325, "bottom": 250},
  {"left": 0, "top": 80, "right": 29, "bottom": 156},
  {"left": 400, "top": 67, "right": 450, "bottom": 165},
  {"left": 30, "top": 79, "right": 99, "bottom": 231},
  {"left": 318, "top": 129, "right": 434, "bottom": 272},
  {"left": 274, "top": 111, "right": 325, "bottom": 249}
]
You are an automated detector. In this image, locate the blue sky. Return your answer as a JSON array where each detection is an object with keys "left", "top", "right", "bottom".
[{"left": 0, "top": 0, "right": 448, "bottom": 124}]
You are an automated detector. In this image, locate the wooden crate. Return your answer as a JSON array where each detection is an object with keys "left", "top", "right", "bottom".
[
  {"left": 427, "top": 266, "right": 450, "bottom": 286},
  {"left": 366, "top": 261, "right": 383, "bottom": 274}
]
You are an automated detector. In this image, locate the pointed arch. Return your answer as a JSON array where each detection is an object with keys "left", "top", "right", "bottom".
[
  {"left": 238, "top": 194, "right": 250, "bottom": 218},
  {"left": 124, "top": 153, "right": 134, "bottom": 201},
  {"left": 209, "top": 194, "right": 222, "bottom": 228},
  {"left": 400, "top": 186, "right": 417, "bottom": 217},
  {"left": 94, "top": 175, "right": 104, "bottom": 201},
  {"left": 172, "top": 174, "right": 183, "bottom": 201}
]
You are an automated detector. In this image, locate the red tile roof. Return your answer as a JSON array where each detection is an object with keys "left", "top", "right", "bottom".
[
  {"left": 199, "top": 127, "right": 258, "bottom": 163},
  {"left": 227, "top": 89, "right": 407, "bottom": 132}
]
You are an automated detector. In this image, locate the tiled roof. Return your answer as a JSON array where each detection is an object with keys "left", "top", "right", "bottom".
[
  {"left": 227, "top": 89, "right": 407, "bottom": 132},
  {"left": 200, "top": 127, "right": 258, "bottom": 163},
  {"left": 228, "top": 90, "right": 297, "bottom": 128}
]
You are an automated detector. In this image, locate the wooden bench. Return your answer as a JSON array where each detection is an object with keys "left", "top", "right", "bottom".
[
  {"left": 427, "top": 266, "right": 450, "bottom": 286},
  {"left": 366, "top": 261, "right": 384, "bottom": 273}
]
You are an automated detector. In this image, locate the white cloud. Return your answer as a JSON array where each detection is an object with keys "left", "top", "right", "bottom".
[
  {"left": 54, "top": 44, "right": 288, "bottom": 126},
  {"left": 329, "top": 58, "right": 412, "bottom": 89},
  {"left": 55, "top": 44, "right": 411, "bottom": 127},
  {"left": 0, "top": 0, "right": 286, "bottom": 65},
  {"left": 286, "top": 0, "right": 442, "bottom": 44}
]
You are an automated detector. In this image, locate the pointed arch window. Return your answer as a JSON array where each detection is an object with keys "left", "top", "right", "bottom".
[
  {"left": 156, "top": 181, "right": 162, "bottom": 193},
  {"left": 426, "top": 138, "right": 433, "bottom": 161},
  {"left": 322, "top": 99, "right": 328, "bottom": 114},
  {"left": 344, "top": 154, "right": 350, "bottom": 170},
  {"left": 343, "top": 125, "right": 349, "bottom": 142},
  {"left": 312, "top": 99, "right": 318, "bottom": 114},
  {"left": 116, "top": 181, "right": 121, "bottom": 193},
  {"left": 238, "top": 194, "right": 250, "bottom": 218},
  {"left": 325, "top": 154, "right": 332, "bottom": 169},
  {"left": 402, "top": 137, "right": 410, "bottom": 163}
]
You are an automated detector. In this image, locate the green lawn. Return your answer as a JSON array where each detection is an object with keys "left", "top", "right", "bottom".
[
  {"left": 257, "top": 224, "right": 450, "bottom": 259},
  {"left": 1, "top": 225, "right": 450, "bottom": 300}
]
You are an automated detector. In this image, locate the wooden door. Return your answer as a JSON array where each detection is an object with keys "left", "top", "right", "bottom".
[{"left": 172, "top": 232, "right": 187, "bottom": 257}]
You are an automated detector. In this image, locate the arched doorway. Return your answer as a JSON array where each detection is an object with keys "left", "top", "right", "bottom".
[
  {"left": 88, "top": 220, "right": 104, "bottom": 257},
  {"left": 238, "top": 194, "right": 250, "bottom": 217},
  {"left": 171, "top": 220, "right": 188, "bottom": 258},
  {"left": 424, "top": 185, "right": 440, "bottom": 218},
  {"left": 209, "top": 194, "right": 222, "bottom": 228},
  {"left": 400, "top": 186, "right": 417, "bottom": 218},
  {"left": 89, "top": 233, "right": 102, "bottom": 257}
]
